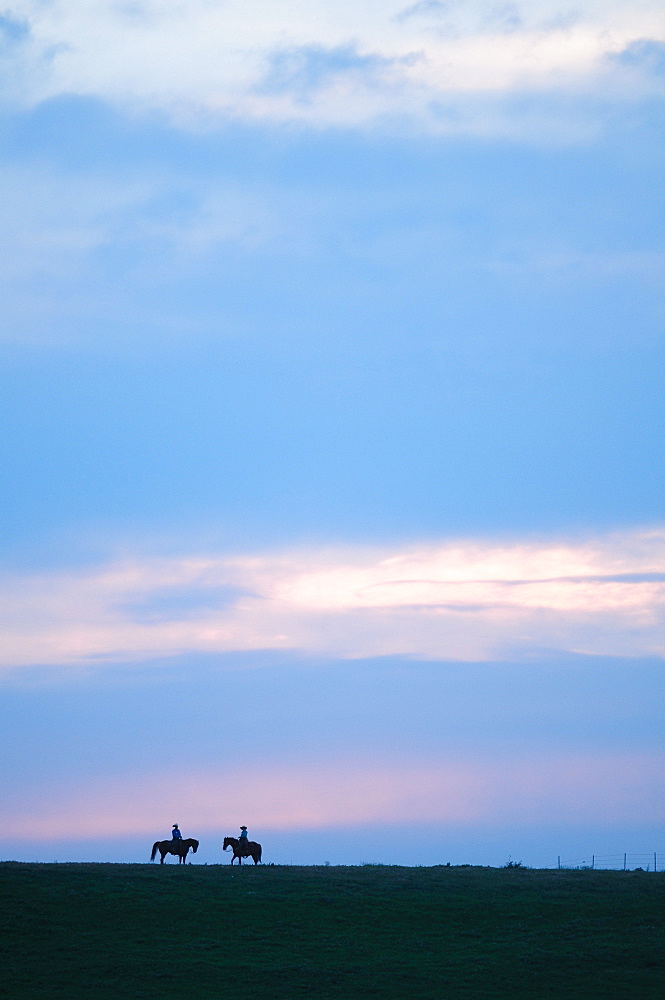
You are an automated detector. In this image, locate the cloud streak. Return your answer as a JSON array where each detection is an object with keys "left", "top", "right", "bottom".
[{"left": 2, "top": 528, "right": 664, "bottom": 672}]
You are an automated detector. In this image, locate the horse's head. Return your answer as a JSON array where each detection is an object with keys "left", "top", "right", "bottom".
[
  {"left": 190, "top": 839, "right": 199, "bottom": 853},
  {"left": 223, "top": 836, "right": 235, "bottom": 851}
]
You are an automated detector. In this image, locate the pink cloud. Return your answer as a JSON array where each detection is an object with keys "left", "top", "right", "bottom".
[{"left": 1, "top": 527, "right": 663, "bottom": 671}]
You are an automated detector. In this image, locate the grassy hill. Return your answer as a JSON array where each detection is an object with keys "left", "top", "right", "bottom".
[{"left": 1, "top": 862, "right": 663, "bottom": 999}]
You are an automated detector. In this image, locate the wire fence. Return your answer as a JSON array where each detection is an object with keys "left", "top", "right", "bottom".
[{"left": 557, "top": 852, "right": 661, "bottom": 872}]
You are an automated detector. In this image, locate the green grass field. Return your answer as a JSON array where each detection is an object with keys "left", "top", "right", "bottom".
[{"left": 1, "top": 862, "right": 663, "bottom": 999}]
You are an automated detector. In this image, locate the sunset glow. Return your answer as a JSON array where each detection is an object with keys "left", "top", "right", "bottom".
[{"left": 7, "top": 752, "right": 662, "bottom": 842}]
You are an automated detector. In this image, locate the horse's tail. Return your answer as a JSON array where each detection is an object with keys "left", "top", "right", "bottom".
[
  {"left": 256, "top": 844, "right": 262, "bottom": 863},
  {"left": 150, "top": 842, "right": 159, "bottom": 861}
]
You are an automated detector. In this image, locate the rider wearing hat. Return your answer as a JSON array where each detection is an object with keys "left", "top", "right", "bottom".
[
  {"left": 239, "top": 826, "right": 248, "bottom": 845},
  {"left": 172, "top": 824, "right": 183, "bottom": 841}
]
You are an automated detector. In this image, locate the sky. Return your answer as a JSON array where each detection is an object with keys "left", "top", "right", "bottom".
[{"left": 1, "top": 0, "right": 664, "bottom": 869}]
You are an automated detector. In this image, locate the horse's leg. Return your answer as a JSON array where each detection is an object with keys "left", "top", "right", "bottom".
[{"left": 160, "top": 849, "right": 166, "bottom": 864}]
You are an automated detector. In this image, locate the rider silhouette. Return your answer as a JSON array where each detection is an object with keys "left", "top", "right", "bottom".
[
  {"left": 172, "top": 824, "right": 183, "bottom": 841},
  {"left": 239, "top": 826, "right": 248, "bottom": 845}
]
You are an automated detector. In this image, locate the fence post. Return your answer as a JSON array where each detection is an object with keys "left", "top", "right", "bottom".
[
  {"left": 557, "top": 856, "right": 560, "bottom": 869},
  {"left": 655, "top": 852, "right": 657, "bottom": 873},
  {"left": 592, "top": 855, "right": 594, "bottom": 870},
  {"left": 623, "top": 853, "right": 627, "bottom": 871}
]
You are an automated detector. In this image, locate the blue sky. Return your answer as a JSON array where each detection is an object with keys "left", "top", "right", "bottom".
[{"left": 1, "top": 0, "right": 664, "bottom": 867}]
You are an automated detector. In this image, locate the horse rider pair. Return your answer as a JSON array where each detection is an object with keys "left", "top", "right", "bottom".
[{"left": 172, "top": 824, "right": 249, "bottom": 843}]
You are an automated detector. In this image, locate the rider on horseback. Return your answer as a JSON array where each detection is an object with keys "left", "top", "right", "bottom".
[
  {"left": 223, "top": 830, "right": 261, "bottom": 864},
  {"left": 172, "top": 824, "right": 183, "bottom": 841}
]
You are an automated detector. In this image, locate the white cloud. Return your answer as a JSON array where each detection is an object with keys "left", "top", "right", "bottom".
[
  {"left": 0, "top": 165, "right": 151, "bottom": 282},
  {"left": 1, "top": 527, "right": 664, "bottom": 671},
  {"left": 3, "top": 1, "right": 664, "bottom": 133},
  {"left": 0, "top": 161, "right": 281, "bottom": 345},
  {"left": 0, "top": 164, "right": 274, "bottom": 282}
]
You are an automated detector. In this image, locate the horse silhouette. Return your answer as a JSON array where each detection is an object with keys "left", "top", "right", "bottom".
[
  {"left": 223, "top": 836, "right": 262, "bottom": 865},
  {"left": 151, "top": 838, "right": 199, "bottom": 864}
]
